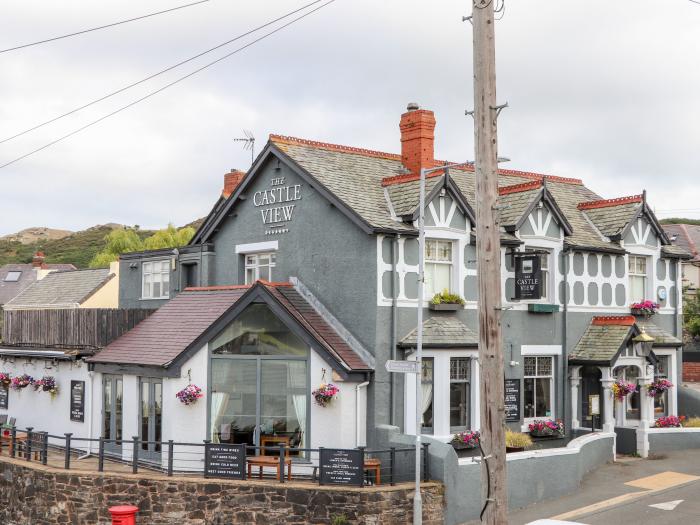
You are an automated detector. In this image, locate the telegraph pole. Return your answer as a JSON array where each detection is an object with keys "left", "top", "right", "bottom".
[{"left": 472, "top": 0, "right": 507, "bottom": 523}]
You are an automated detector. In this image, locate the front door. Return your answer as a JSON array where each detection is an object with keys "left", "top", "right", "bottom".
[
  {"left": 140, "top": 378, "right": 162, "bottom": 462},
  {"left": 103, "top": 375, "right": 123, "bottom": 454},
  {"left": 581, "top": 367, "right": 603, "bottom": 429}
]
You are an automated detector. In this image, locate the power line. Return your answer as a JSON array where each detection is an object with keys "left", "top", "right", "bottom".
[
  {"left": 0, "top": 0, "right": 324, "bottom": 145},
  {"left": 0, "top": 0, "right": 211, "bottom": 54},
  {"left": 0, "top": 0, "right": 337, "bottom": 170}
]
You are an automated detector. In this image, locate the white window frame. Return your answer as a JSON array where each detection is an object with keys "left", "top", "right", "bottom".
[
  {"left": 628, "top": 255, "right": 648, "bottom": 304},
  {"left": 244, "top": 252, "right": 276, "bottom": 284},
  {"left": 424, "top": 239, "right": 454, "bottom": 299},
  {"left": 141, "top": 260, "right": 170, "bottom": 299},
  {"left": 523, "top": 355, "right": 555, "bottom": 425}
]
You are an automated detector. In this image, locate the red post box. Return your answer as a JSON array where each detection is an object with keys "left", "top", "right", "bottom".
[{"left": 108, "top": 505, "right": 139, "bottom": 525}]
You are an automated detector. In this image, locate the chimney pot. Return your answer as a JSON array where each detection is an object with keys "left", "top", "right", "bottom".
[
  {"left": 32, "top": 251, "right": 46, "bottom": 268},
  {"left": 406, "top": 102, "right": 420, "bottom": 111}
]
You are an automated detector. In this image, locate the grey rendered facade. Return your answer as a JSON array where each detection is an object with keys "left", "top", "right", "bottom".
[{"left": 118, "top": 105, "right": 689, "bottom": 446}]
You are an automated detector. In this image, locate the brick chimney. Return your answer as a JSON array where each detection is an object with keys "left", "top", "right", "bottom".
[
  {"left": 399, "top": 103, "right": 436, "bottom": 176},
  {"left": 32, "top": 251, "right": 46, "bottom": 268},
  {"left": 222, "top": 169, "right": 246, "bottom": 198}
]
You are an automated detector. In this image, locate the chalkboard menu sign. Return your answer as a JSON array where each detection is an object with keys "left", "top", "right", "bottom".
[
  {"left": 504, "top": 379, "right": 521, "bottom": 422},
  {"left": 319, "top": 448, "right": 363, "bottom": 486},
  {"left": 204, "top": 443, "right": 246, "bottom": 479},
  {"left": 70, "top": 381, "right": 85, "bottom": 422},
  {"left": 0, "top": 384, "right": 8, "bottom": 410}
]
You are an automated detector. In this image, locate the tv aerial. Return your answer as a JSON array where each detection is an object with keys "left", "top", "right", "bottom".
[{"left": 233, "top": 129, "right": 255, "bottom": 165}]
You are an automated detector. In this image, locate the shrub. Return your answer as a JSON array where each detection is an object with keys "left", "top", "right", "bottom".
[
  {"left": 505, "top": 430, "right": 533, "bottom": 449},
  {"left": 682, "top": 417, "right": 700, "bottom": 428},
  {"left": 430, "top": 289, "right": 466, "bottom": 305}
]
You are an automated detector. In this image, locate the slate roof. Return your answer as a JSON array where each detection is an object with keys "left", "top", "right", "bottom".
[
  {"left": 0, "top": 263, "right": 76, "bottom": 306},
  {"left": 663, "top": 223, "right": 700, "bottom": 261},
  {"left": 88, "top": 281, "right": 371, "bottom": 373},
  {"left": 5, "top": 268, "right": 113, "bottom": 308},
  {"left": 398, "top": 314, "right": 479, "bottom": 348},
  {"left": 635, "top": 318, "right": 683, "bottom": 347},
  {"left": 568, "top": 317, "right": 637, "bottom": 365},
  {"left": 582, "top": 201, "right": 641, "bottom": 238}
]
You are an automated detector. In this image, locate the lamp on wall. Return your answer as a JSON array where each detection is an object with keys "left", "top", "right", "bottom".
[{"left": 633, "top": 329, "right": 655, "bottom": 358}]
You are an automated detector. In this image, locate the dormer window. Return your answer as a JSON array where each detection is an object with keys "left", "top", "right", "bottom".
[{"left": 142, "top": 260, "right": 170, "bottom": 299}]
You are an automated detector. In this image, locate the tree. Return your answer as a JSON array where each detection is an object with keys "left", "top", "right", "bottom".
[{"left": 89, "top": 224, "right": 194, "bottom": 268}]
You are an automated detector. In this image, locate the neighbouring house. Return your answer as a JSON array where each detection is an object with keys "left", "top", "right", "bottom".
[
  {"left": 662, "top": 223, "right": 700, "bottom": 295},
  {"left": 0, "top": 252, "right": 75, "bottom": 308},
  {"left": 0, "top": 104, "right": 691, "bottom": 480},
  {"left": 3, "top": 262, "right": 119, "bottom": 310}
]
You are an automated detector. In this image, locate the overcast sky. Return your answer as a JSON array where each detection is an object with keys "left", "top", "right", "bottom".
[{"left": 1, "top": 0, "right": 699, "bottom": 236}]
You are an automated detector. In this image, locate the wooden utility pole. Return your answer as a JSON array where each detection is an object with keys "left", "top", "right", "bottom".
[{"left": 472, "top": 0, "right": 507, "bottom": 523}]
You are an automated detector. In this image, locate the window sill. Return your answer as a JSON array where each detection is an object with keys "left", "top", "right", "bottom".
[
  {"left": 527, "top": 303, "right": 559, "bottom": 314},
  {"left": 429, "top": 303, "right": 462, "bottom": 311},
  {"left": 140, "top": 297, "right": 169, "bottom": 301}
]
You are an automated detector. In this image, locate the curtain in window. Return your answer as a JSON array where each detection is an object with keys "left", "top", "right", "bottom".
[
  {"left": 421, "top": 383, "right": 433, "bottom": 425},
  {"left": 288, "top": 361, "right": 307, "bottom": 448},
  {"left": 210, "top": 392, "right": 230, "bottom": 444}
]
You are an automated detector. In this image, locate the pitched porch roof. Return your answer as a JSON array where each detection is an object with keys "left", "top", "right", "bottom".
[
  {"left": 88, "top": 280, "right": 372, "bottom": 379},
  {"left": 398, "top": 315, "right": 479, "bottom": 349},
  {"left": 568, "top": 316, "right": 640, "bottom": 366}
]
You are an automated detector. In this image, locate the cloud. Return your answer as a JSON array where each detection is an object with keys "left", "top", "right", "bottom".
[{"left": 0, "top": 0, "right": 699, "bottom": 235}]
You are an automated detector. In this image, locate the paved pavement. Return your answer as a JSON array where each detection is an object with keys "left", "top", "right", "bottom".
[{"left": 506, "top": 449, "right": 700, "bottom": 524}]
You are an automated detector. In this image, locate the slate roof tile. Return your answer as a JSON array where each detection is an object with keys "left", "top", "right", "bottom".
[
  {"left": 5, "top": 268, "right": 111, "bottom": 308},
  {"left": 399, "top": 315, "right": 479, "bottom": 348}
]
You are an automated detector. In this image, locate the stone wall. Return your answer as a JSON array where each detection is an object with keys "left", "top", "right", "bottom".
[{"left": 0, "top": 457, "right": 444, "bottom": 525}]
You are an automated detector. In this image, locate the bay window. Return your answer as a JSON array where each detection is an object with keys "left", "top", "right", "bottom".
[
  {"left": 524, "top": 356, "right": 554, "bottom": 419},
  {"left": 424, "top": 240, "right": 453, "bottom": 298},
  {"left": 142, "top": 260, "right": 170, "bottom": 299},
  {"left": 628, "top": 255, "right": 648, "bottom": 303}
]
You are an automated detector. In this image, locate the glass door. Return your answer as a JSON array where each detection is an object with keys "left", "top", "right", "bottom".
[
  {"left": 103, "top": 375, "right": 123, "bottom": 454},
  {"left": 140, "top": 378, "right": 162, "bottom": 461},
  {"left": 260, "top": 360, "right": 307, "bottom": 455},
  {"left": 211, "top": 359, "right": 258, "bottom": 447}
]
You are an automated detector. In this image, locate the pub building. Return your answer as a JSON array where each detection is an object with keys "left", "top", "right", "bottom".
[{"left": 0, "top": 104, "right": 688, "bottom": 466}]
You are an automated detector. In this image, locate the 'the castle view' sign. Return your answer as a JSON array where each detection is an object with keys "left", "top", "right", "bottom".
[{"left": 253, "top": 177, "right": 302, "bottom": 235}]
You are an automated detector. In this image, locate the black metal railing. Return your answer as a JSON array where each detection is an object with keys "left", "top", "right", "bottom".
[{"left": 0, "top": 427, "right": 430, "bottom": 487}]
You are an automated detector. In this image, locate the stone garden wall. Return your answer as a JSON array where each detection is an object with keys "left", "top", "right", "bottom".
[{"left": 0, "top": 456, "right": 444, "bottom": 525}]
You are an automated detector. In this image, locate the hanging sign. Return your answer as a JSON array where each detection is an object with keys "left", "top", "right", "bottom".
[
  {"left": 319, "top": 448, "right": 364, "bottom": 486},
  {"left": 253, "top": 177, "right": 302, "bottom": 235},
  {"left": 70, "top": 380, "right": 85, "bottom": 422},
  {"left": 204, "top": 443, "right": 246, "bottom": 479},
  {"left": 0, "top": 384, "right": 8, "bottom": 410},
  {"left": 504, "top": 379, "right": 521, "bottom": 422},
  {"left": 514, "top": 254, "right": 542, "bottom": 300}
]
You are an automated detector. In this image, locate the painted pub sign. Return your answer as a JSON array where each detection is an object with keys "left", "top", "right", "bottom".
[
  {"left": 253, "top": 177, "right": 302, "bottom": 235},
  {"left": 514, "top": 254, "right": 542, "bottom": 300}
]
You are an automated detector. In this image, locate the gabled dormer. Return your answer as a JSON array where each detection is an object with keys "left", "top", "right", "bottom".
[{"left": 498, "top": 180, "right": 573, "bottom": 240}]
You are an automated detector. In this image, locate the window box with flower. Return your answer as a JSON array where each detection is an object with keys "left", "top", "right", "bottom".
[
  {"left": 528, "top": 419, "right": 564, "bottom": 438},
  {"left": 429, "top": 290, "right": 465, "bottom": 311},
  {"left": 630, "top": 300, "right": 659, "bottom": 317},
  {"left": 450, "top": 430, "right": 480, "bottom": 450},
  {"left": 654, "top": 415, "right": 685, "bottom": 428}
]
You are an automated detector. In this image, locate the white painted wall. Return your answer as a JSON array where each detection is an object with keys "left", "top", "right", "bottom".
[{"left": 0, "top": 357, "right": 98, "bottom": 452}]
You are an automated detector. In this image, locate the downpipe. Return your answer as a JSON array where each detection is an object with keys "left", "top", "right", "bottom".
[
  {"left": 78, "top": 369, "right": 94, "bottom": 459},
  {"left": 356, "top": 381, "right": 370, "bottom": 447}
]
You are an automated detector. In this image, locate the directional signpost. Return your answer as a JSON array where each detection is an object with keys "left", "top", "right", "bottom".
[{"left": 385, "top": 360, "right": 421, "bottom": 374}]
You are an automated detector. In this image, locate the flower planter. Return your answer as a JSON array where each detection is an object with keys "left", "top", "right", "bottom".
[
  {"left": 630, "top": 308, "right": 654, "bottom": 317},
  {"left": 506, "top": 446, "right": 525, "bottom": 453},
  {"left": 429, "top": 303, "right": 462, "bottom": 311},
  {"left": 451, "top": 441, "right": 479, "bottom": 451}
]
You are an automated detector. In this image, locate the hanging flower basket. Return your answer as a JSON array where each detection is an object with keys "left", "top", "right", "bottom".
[
  {"left": 312, "top": 383, "right": 339, "bottom": 407},
  {"left": 654, "top": 415, "right": 685, "bottom": 428},
  {"left": 528, "top": 419, "right": 565, "bottom": 438},
  {"left": 33, "top": 376, "right": 59, "bottom": 399},
  {"left": 0, "top": 372, "right": 12, "bottom": 387},
  {"left": 176, "top": 384, "right": 203, "bottom": 405},
  {"left": 630, "top": 300, "right": 659, "bottom": 316},
  {"left": 647, "top": 379, "right": 673, "bottom": 398},
  {"left": 612, "top": 380, "right": 637, "bottom": 401},
  {"left": 11, "top": 374, "right": 33, "bottom": 390},
  {"left": 451, "top": 430, "right": 480, "bottom": 450}
]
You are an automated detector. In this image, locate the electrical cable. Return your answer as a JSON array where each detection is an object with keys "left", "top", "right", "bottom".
[
  {"left": 0, "top": 0, "right": 337, "bottom": 170},
  {"left": 0, "top": 0, "right": 325, "bottom": 145},
  {"left": 478, "top": 438, "right": 492, "bottom": 521},
  {"left": 0, "top": 0, "right": 211, "bottom": 54}
]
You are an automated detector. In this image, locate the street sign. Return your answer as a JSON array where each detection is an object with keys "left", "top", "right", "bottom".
[{"left": 385, "top": 360, "right": 420, "bottom": 374}]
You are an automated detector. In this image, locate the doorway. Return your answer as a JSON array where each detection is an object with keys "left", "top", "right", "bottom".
[
  {"left": 580, "top": 367, "right": 603, "bottom": 429},
  {"left": 139, "top": 378, "right": 163, "bottom": 461},
  {"left": 102, "top": 374, "right": 123, "bottom": 454}
]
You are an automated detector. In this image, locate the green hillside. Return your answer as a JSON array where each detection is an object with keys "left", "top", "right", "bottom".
[{"left": 0, "top": 226, "right": 154, "bottom": 269}]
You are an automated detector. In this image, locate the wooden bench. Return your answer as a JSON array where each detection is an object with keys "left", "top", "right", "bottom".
[
  {"left": 247, "top": 455, "right": 292, "bottom": 481},
  {"left": 0, "top": 433, "right": 40, "bottom": 460}
]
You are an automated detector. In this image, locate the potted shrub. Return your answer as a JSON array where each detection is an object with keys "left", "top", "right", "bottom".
[
  {"left": 630, "top": 300, "right": 659, "bottom": 317},
  {"left": 646, "top": 379, "right": 673, "bottom": 398},
  {"left": 528, "top": 419, "right": 564, "bottom": 438},
  {"left": 505, "top": 429, "right": 533, "bottom": 453},
  {"left": 654, "top": 415, "right": 685, "bottom": 428},
  {"left": 451, "top": 430, "right": 480, "bottom": 450},
  {"left": 429, "top": 289, "right": 466, "bottom": 311},
  {"left": 612, "top": 380, "right": 637, "bottom": 401}
]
